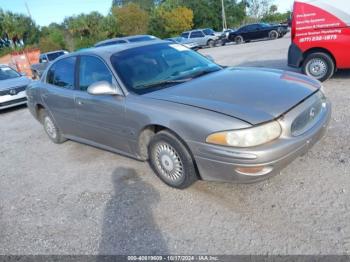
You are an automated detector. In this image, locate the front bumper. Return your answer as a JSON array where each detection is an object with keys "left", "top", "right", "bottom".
[
  {"left": 189, "top": 94, "right": 331, "bottom": 183},
  {"left": 0, "top": 91, "right": 27, "bottom": 110}
]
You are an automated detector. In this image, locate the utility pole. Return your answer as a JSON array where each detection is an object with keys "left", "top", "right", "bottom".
[
  {"left": 221, "top": 0, "right": 227, "bottom": 31},
  {"left": 24, "top": 1, "right": 32, "bottom": 19}
]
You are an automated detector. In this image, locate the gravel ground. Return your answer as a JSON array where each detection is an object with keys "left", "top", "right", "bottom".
[{"left": 1, "top": 35, "right": 350, "bottom": 255}]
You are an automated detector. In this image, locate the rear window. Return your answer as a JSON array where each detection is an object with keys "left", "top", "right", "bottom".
[
  {"left": 203, "top": 29, "right": 215, "bottom": 35},
  {"left": 47, "top": 51, "right": 65, "bottom": 61}
]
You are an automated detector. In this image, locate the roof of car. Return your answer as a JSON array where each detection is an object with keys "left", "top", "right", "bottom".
[
  {"left": 65, "top": 40, "right": 171, "bottom": 60},
  {"left": 182, "top": 28, "right": 213, "bottom": 33},
  {"left": 95, "top": 35, "right": 158, "bottom": 47},
  {"left": 42, "top": 50, "right": 67, "bottom": 55}
]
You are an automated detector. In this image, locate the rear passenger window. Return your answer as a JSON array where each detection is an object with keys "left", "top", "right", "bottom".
[
  {"left": 78, "top": 56, "right": 113, "bottom": 91},
  {"left": 47, "top": 57, "right": 76, "bottom": 89},
  {"left": 190, "top": 31, "right": 205, "bottom": 38}
]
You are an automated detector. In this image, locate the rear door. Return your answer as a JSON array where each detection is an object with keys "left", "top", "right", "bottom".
[
  {"left": 245, "top": 24, "right": 260, "bottom": 40},
  {"left": 189, "top": 30, "right": 206, "bottom": 46},
  {"left": 41, "top": 56, "right": 80, "bottom": 136},
  {"left": 256, "top": 24, "right": 270, "bottom": 38},
  {"left": 73, "top": 55, "right": 130, "bottom": 153}
]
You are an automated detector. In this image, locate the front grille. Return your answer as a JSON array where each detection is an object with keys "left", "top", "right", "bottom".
[
  {"left": 0, "top": 97, "right": 27, "bottom": 107},
  {"left": 291, "top": 92, "right": 325, "bottom": 136},
  {"left": 0, "top": 85, "right": 27, "bottom": 96}
]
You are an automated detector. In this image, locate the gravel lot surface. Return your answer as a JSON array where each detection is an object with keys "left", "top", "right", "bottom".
[{"left": 1, "top": 35, "right": 350, "bottom": 255}]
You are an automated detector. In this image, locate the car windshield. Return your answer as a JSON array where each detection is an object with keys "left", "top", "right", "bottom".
[
  {"left": 47, "top": 51, "right": 65, "bottom": 61},
  {"left": 111, "top": 43, "right": 221, "bottom": 94},
  {"left": 203, "top": 29, "right": 215, "bottom": 35},
  {"left": 0, "top": 66, "right": 20, "bottom": 80},
  {"left": 173, "top": 37, "right": 186, "bottom": 43}
]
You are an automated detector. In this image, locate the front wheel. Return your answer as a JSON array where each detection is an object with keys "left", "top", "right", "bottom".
[
  {"left": 302, "top": 52, "right": 335, "bottom": 82},
  {"left": 149, "top": 131, "right": 198, "bottom": 189},
  {"left": 207, "top": 39, "right": 215, "bottom": 48}
]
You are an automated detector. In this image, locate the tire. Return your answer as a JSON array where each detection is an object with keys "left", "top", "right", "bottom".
[
  {"left": 302, "top": 52, "right": 335, "bottom": 82},
  {"left": 32, "top": 71, "right": 40, "bottom": 80},
  {"left": 148, "top": 130, "right": 198, "bottom": 189},
  {"left": 40, "top": 109, "right": 67, "bottom": 144},
  {"left": 214, "top": 39, "right": 223, "bottom": 47},
  {"left": 207, "top": 39, "right": 215, "bottom": 48},
  {"left": 269, "top": 30, "right": 279, "bottom": 40},
  {"left": 235, "top": 35, "right": 243, "bottom": 44}
]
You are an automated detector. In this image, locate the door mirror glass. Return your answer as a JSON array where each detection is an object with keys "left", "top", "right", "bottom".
[{"left": 87, "top": 81, "right": 121, "bottom": 96}]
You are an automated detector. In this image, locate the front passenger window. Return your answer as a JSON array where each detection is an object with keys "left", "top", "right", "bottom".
[{"left": 78, "top": 56, "right": 113, "bottom": 91}]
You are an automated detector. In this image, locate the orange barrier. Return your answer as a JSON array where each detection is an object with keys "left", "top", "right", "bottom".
[{"left": 0, "top": 48, "right": 40, "bottom": 78}]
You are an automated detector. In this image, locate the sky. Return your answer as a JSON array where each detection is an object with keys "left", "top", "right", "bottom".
[{"left": 0, "top": 0, "right": 294, "bottom": 27}]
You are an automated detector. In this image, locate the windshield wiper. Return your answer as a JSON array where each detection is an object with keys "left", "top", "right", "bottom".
[
  {"left": 188, "top": 68, "right": 221, "bottom": 79},
  {"left": 135, "top": 78, "right": 190, "bottom": 89}
]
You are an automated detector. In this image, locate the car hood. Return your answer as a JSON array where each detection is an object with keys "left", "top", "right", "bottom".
[
  {"left": 144, "top": 67, "right": 321, "bottom": 125},
  {"left": 0, "top": 76, "right": 31, "bottom": 91}
]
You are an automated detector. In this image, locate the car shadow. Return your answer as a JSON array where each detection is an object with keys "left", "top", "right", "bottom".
[
  {"left": 333, "top": 69, "right": 350, "bottom": 79},
  {"left": 98, "top": 167, "right": 168, "bottom": 256}
]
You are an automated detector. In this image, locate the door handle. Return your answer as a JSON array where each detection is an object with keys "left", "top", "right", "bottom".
[{"left": 76, "top": 100, "right": 84, "bottom": 105}]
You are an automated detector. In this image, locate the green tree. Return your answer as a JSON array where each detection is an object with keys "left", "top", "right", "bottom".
[
  {"left": 159, "top": 0, "right": 246, "bottom": 31},
  {"left": 40, "top": 23, "right": 66, "bottom": 51},
  {"left": 0, "top": 9, "right": 39, "bottom": 45},
  {"left": 63, "top": 11, "right": 109, "bottom": 49},
  {"left": 112, "top": 3, "right": 149, "bottom": 36},
  {"left": 149, "top": 6, "right": 193, "bottom": 37},
  {"left": 112, "top": 0, "right": 157, "bottom": 11}
]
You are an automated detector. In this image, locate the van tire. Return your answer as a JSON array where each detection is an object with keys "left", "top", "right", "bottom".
[{"left": 302, "top": 52, "right": 335, "bottom": 82}]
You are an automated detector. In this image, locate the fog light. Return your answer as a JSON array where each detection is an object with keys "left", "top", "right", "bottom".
[{"left": 235, "top": 166, "right": 273, "bottom": 176}]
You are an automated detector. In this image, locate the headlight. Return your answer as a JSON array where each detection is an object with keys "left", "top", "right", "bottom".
[{"left": 206, "top": 121, "right": 282, "bottom": 147}]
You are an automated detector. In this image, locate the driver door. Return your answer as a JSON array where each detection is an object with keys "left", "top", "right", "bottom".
[{"left": 73, "top": 55, "right": 130, "bottom": 154}]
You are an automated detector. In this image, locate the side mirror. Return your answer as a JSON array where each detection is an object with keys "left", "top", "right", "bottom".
[
  {"left": 205, "top": 55, "right": 215, "bottom": 62},
  {"left": 41, "top": 59, "right": 48, "bottom": 63},
  {"left": 87, "top": 81, "right": 122, "bottom": 96}
]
